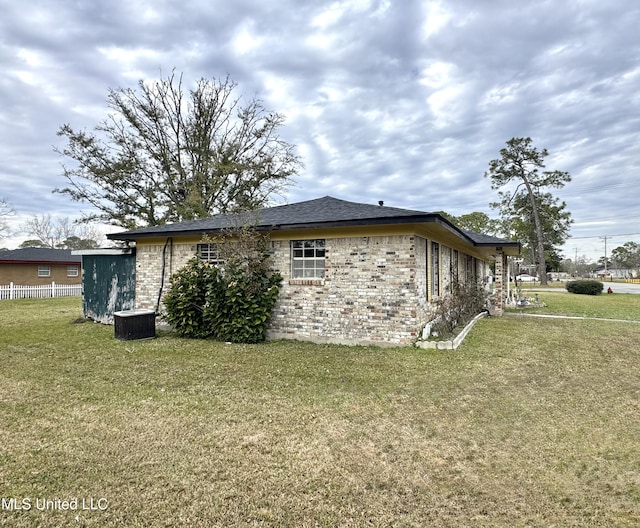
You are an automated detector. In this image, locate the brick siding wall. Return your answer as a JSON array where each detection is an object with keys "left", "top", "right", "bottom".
[
  {"left": 268, "top": 235, "right": 426, "bottom": 346},
  {"left": 135, "top": 242, "right": 195, "bottom": 311},
  {"left": 0, "top": 263, "right": 81, "bottom": 285},
  {"left": 134, "top": 234, "right": 490, "bottom": 346}
]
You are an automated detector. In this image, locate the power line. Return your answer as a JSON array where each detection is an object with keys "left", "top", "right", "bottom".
[{"left": 569, "top": 232, "right": 640, "bottom": 240}]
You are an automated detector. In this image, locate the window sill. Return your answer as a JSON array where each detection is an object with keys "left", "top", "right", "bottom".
[{"left": 289, "top": 278, "right": 325, "bottom": 286}]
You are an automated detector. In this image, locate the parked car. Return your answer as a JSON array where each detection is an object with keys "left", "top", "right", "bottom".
[{"left": 515, "top": 274, "right": 538, "bottom": 282}]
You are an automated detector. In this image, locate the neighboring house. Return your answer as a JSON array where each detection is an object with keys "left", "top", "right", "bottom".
[
  {"left": 593, "top": 266, "right": 634, "bottom": 279},
  {"left": 0, "top": 248, "right": 82, "bottom": 285},
  {"left": 107, "top": 196, "right": 520, "bottom": 346}
]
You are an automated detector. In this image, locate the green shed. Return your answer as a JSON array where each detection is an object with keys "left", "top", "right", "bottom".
[{"left": 74, "top": 248, "right": 136, "bottom": 324}]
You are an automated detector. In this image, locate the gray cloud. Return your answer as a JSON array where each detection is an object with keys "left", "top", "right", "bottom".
[{"left": 1, "top": 0, "right": 638, "bottom": 260}]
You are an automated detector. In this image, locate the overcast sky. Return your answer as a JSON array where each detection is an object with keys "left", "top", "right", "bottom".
[{"left": 1, "top": 0, "right": 639, "bottom": 262}]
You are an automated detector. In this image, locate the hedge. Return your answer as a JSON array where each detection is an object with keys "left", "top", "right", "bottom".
[{"left": 566, "top": 280, "right": 604, "bottom": 295}]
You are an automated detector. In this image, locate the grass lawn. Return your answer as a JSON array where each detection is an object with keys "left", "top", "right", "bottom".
[
  {"left": 512, "top": 291, "right": 640, "bottom": 321},
  {"left": 1, "top": 297, "right": 639, "bottom": 527}
]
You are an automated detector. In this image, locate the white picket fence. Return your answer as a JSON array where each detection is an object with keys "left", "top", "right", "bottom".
[{"left": 0, "top": 282, "right": 82, "bottom": 300}]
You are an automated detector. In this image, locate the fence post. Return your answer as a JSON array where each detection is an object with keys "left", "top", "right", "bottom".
[
  {"left": 52, "top": 281, "right": 56, "bottom": 298},
  {"left": 10, "top": 281, "right": 14, "bottom": 300}
]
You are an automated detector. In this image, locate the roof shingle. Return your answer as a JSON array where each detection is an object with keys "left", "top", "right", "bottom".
[{"left": 0, "top": 248, "right": 81, "bottom": 263}]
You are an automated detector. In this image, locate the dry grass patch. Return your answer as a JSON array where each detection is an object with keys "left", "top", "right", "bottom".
[{"left": 1, "top": 298, "right": 639, "bottom": 526}]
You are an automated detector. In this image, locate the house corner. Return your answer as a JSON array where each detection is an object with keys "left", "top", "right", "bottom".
[{"left": 492, "top": 249, "right": 507, "bottom": 316}]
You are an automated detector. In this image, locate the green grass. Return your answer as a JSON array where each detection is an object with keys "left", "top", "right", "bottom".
[
  {"left": 512, "top": 291, "right": 640, "bottom": 321},
  {"left": 1, "top": 298, "right": 640, "bottom": 527}
]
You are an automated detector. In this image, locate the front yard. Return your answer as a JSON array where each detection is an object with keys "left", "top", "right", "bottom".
[{"left": 1, "top": 296, "right": 639, "bottom": 527}]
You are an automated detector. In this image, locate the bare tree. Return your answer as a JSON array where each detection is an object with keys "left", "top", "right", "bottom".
[
  {"left": 0, "top": 197, "right": 14, "bottom": 240},
  {"left": 22, "top": 214, "right": 100, "bottom": 249}
]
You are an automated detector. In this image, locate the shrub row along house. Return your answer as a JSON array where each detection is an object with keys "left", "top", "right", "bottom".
[{"left": 106, "top": 196, "right": 520, "bottom": 346}]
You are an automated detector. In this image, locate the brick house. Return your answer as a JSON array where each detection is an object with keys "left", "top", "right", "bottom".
[
  {"left": 107, "top": 196, "right": 520, "bottom": 346},
  {"left": 0, "top": 248, "right": 82, "bottom": 285}
]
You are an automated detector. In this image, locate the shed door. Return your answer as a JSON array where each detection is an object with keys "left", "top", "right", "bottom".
[{"left": 82, "top": 253, "right": 136, "bottom": 324}]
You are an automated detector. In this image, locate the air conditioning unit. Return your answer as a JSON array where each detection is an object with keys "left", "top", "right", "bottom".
[{"left": 113, "top": 309, "right": 156, "bottom": 340}]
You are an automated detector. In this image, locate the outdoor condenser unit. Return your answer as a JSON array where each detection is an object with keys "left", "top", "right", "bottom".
[{"left": 113, "top": 309, "right": 156, "bottom": 340}]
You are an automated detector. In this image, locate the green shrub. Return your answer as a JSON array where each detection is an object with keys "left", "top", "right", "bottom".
[
  {"left": 204, "top": 263, "right": 282, "bottom": 344},
  {"left": 164, "top": 258, "right": 221, "bottom": 338},
  {"left": 566, "top": 280, "right": 603, "bottom": 296},
  {"left": 164, "top": 228, "right": 283, "bottom": 343}
]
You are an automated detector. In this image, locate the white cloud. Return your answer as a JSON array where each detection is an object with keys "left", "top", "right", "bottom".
[
  {"left": 0, "top": 0, "right": 638, "bottom": 260},
  {"left": 232, "top": 23, "right": 263, "bottom": 56},
  {"left": 423, "top": 1, "right": 454, "bottom": 38}
]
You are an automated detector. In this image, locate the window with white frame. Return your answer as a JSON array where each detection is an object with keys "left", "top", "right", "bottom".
[
  {"left": 38, "top": 265, "right": 51, "bottom": 277},
  {"left": 197, "top": 243, "right": 224, "bottom": 265},
  {"left": 67, "top": 265, "right": 79, "bottom": 277},
  {"left": 291, "top": 239, "right": 325, "bottom": 279}
]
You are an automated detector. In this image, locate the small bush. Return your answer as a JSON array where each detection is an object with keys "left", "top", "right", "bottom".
[
  {"left": 430, "top": 280, "right": 488, "bottom": 338},
  {"left": 566, "top": 280, "right": 603, "bottom": 296}
]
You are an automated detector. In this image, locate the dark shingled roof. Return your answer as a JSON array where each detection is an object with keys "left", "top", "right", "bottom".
[
  {"left": 0, "top": 248, "right": 81, "bottom": 264},
  {"left": 461, "top": 229, "right": 517, "bottom": 246},
  {"left": 108, "top": 196, "right": 430, "bottom": 238},
  {"left": 107, "top": 196, "right": 519, "bottom": 251}
]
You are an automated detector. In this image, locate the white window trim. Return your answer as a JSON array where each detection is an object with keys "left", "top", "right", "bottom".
[
  {"left": 38, "top": 265, "right": 51, "bottom": 278},
  {"left": 291, "top": 239, "right": 326, "bottom": 279}
]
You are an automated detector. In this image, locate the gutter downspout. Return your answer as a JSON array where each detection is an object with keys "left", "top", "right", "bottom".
[{"left": 155, "top": 237, "right": 173, "bottom": 313}]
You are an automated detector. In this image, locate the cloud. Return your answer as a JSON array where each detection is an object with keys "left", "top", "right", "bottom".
[{"left": 0, "top": 0, "right": 639, "bottom": 261}]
